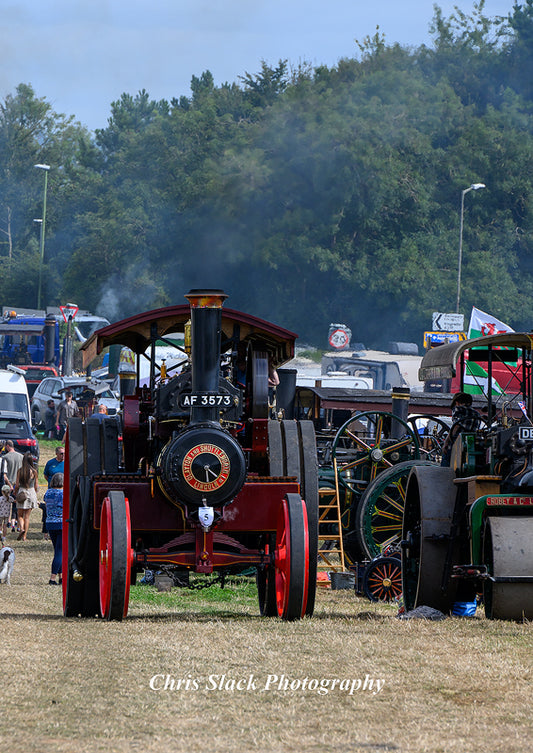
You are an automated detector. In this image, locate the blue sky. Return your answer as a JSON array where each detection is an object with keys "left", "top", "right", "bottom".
[{"left": 2, "top": 1, "right": 516, "bottom": 132}]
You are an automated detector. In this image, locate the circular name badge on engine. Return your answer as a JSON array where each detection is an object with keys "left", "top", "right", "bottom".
[
  {"left": 182, "top": 442, "right": 231, "bottom": 492},
  {"left": 159, "top": 424, "right": 246, "bottom": 507}
]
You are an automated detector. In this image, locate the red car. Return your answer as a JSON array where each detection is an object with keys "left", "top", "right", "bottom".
[{"left": 15, "top": 365, "right": 59, "bottom": 398}]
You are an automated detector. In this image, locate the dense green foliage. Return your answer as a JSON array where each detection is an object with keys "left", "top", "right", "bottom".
[{"left": 2, "top": 2, "right": 533, "bottom": 348}]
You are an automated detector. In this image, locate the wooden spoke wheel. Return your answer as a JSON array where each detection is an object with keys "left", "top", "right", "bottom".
[
  {"left": 332, "top": 411, "right": 420, "bottom": 499},
  {"left": 482, "top": 517, "right": 533, "bottom": 621},
  {"left": 407, "top": 415, "right": 450, "bottom": 463},
  {"left": 363, "top": 556, "right": 402, "bottom": 602},
  {"left": 99, "top": 491, "right": 134, "bottom": 621},
  {"left": 274, "top": 493, "right": 310, "bottom": 621},
  {"left": 356, "top": 460, "right": 437, "bottom": 559}
]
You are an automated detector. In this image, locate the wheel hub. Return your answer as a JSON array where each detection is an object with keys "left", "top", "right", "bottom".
[{"left": 371, "top": 448, "right": 384, "bottom": 462}]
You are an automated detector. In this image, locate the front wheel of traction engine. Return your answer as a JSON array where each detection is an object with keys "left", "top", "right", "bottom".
[
  {"left": 267, "top": 420, "right": 318, "bottom": 617},
  {"left": 274, "top": 493, "right": 310, "bottom": 620},
  {"left": 99, "top": 491, "right": 134, "bottom": 621}
]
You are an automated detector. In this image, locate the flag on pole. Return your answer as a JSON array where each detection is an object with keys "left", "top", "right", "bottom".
[
  {"left": 464, "top": 308, "right": 515, "bottom": 396},
  {"left": 463, "top": 361, "right": 505, "bottom": 396},
  {"left": 467, "top": 307, "right": 514, "bottom": 339}
]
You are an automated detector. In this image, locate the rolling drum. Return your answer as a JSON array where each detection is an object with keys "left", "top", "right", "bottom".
[
  {"left": 483, "top": 517, "right": 533, "bottom": 621},
  {"left": 402, "top": 465, "right": 458, "bottom": 613}
]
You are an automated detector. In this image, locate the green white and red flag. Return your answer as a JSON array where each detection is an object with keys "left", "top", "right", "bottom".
[
  {"left": 467, "top": 307, "right": 514, "bottom": 339},
  {"left": 463, "top": 361, "right": 505, "bottom": 396},
  {"left": 464, "top": 307, "right": 515, "bottom": 396}
]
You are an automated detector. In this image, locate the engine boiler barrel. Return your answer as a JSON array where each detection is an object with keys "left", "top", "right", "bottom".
[{"left": 185, "top": 289, "right": 227, "bottom": 423}]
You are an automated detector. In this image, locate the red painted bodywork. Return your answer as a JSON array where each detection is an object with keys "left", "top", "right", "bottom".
[{"left": 92, "top": 478, "right": 300, "bottom": 572}]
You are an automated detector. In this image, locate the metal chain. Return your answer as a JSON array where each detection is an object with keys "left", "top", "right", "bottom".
[{"left": 158, "top": 565, "right": 227, "bottom": 590}]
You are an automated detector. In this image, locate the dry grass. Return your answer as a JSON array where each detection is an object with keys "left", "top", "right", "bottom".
[{"left": 1, "top": 443, "right": 532, "bottom": 752}]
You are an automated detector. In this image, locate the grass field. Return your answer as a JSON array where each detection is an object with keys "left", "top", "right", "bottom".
[{"left": 1, "top": 442, "right": 532, "bottom": 752}]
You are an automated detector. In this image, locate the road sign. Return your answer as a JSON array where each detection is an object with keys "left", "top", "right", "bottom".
[
  {"left": 424, "top": 331, "right": 467, "bottom": 349},
  {"left": 59, "top": 304, "right": 79, "bottom": 323},
  {"left": 432, "top": 312, "right": 464, "bottom": 331},
  {"left": 328, "top": 324, "right": 351, "bottom": 350}
]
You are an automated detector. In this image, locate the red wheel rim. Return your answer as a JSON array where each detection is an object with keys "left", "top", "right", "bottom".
[
  {"left": 274, "top": 495, "right": 310, "bottom": 619},
  {"left": 275, "top": 499, "right": 290, "bottom": 617},
  {"left": 366, "top": 559, "right": 402, "bottom": 602},
  {"left": 99, "top": 496, "right": 113, "bottom": 618},
  {"left": 98, "top": 493, "right": 133, "bottom": 620}
]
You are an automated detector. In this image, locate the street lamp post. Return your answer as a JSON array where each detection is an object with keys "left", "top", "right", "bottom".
[
  {"left": 34, "top": 163, "right": 50, "bottom": 309},
  {"left": 33, "top": 219, "right": 43, "bottom": 277},
  {"left": 456, "top": 182, "right": 486, "bottom": 313}
]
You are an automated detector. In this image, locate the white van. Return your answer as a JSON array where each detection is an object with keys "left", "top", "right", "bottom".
[{"left": 0, "top": 366, "right": 32, "bottom": 422}]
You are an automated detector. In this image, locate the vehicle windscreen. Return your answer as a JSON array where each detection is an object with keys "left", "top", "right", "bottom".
[
  {"left": 0, "top": 392, "right": 29, "bottom": 417},
  {"left": 23, "top": 368, "right": 56, "bottom": 380},
  {"left": 0, "top": 418, "right": 27, "bottom": 438},
  {"left": 69, "top": 385, "right": 115, "bottom": 400}
]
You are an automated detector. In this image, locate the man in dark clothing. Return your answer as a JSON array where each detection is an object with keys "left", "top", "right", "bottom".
[
  {"left": 44, "top": 400, "right": 57, "bottom": 439},
  {"left": 441, "top": 392, "right": 482, "bottom": 467}
]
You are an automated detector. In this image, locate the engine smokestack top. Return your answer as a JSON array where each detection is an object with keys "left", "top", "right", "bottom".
[{"left": 185, "top": 289, "right": 227, "bottom": 423}]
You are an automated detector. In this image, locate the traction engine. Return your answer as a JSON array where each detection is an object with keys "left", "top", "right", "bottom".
[
  {"left": 62, "top": 290, "right": 318, "bottom": 621},
  {"left": 402, "top": 332, "right": 533, "bottom": 620}
]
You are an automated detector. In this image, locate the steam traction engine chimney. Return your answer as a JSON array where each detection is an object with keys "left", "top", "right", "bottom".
[{"left": 185, "top": 289, "right": 227, "bottom": 424}]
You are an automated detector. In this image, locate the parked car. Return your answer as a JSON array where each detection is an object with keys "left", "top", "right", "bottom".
[
  {"left": 12, "top": 364, "right": 59, "bottom": 398},
  {"left": 0, "top": 410, "right": 39, "bottom": 460},
  {"left": 0, "top": 367, "right": 32, "bottom": 422},
  {"left": 31, "top": 376, "right": 120, "bottom": 427}
]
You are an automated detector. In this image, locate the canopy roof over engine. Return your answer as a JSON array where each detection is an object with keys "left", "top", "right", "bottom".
[
  {"left": 81, "top": 302, "right": 298, "bottom": 371},
  {"left": 418, "top": 332, "right": 533, "bottom": 381}
]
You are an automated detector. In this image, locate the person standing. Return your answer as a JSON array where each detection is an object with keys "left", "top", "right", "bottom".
[
  {"left": 14, "top": 452, "right": 39, "bottom": 541},
  {"left": 41, "top": 446, "right": 65, "bottom": 538},
  {"left": 2, "top": 440, "right": 23, "bottom": 488},
  {"left": 56, "top": 391, "right": 78, "bottom": 440},
  {"left": 1, "top": 441, "right": 23, "bottom": 531},
  {"left": 92, "top": 404, "right": 108, "bottom": 421},
  {"left": 44, "top": 400, "right": 57, "bottom": 439},
  {"left": 43, "top": 446, "right": 65, "bottom": 488},
  {"left": 44, "top": 472, "right": 64, "bottom": 585}
]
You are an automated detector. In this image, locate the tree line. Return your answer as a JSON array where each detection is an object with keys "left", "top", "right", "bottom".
[{"left": 1, "top": 1, "right": 533, "bottom": 349}]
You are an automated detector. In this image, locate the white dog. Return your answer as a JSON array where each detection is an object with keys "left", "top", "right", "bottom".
[{"left": 0, "top": 546, "right": 15, "bottom": 585}]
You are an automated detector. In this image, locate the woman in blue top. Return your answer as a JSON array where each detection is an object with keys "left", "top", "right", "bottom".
[{"left": 44, "top": 472, "right": 63, "bottom": 585}]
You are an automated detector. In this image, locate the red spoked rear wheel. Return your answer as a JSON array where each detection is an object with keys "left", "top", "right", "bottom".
[
  {"left": 99, "top": 491, "right": 133, "bottom": 620},
  {"left": 275, "top": 493, "right": 310, "bottom": 620},
  {"left": 363, "top": 556, "right": 402, "bottom": 602}
]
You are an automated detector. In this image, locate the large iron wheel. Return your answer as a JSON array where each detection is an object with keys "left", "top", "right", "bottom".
[
  {"left": 401, "top": 465, "right": 458, "bottom": 613},
  {"left": 356, "top": 460, "right": 437, "bottom": 559},
  {"left": 407, "top": 415, "right": 450, "bottom": 462},
  {"left": 268, "top": 420, "right": 318, "bottom": 616},
  {"left": 246, "top": 350, "right": 269, "bottom": 418},
  {"left": 363, "top": 556, "right": 402, "bottom": 602},
  {"left": 274, "top": 493, "right": 310, "bottom": 621},
  {"left": 332, "top": 411, "right": 420, "bottom": 499},
  {"left": 482, "top": 517, "right": 533, "bottom": 621},
  {"left": 63, "top": 419, "right": 101, "bottom": 617},
  {"left": 99, "top": 491, "right": 133, "bottom": 621}
]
